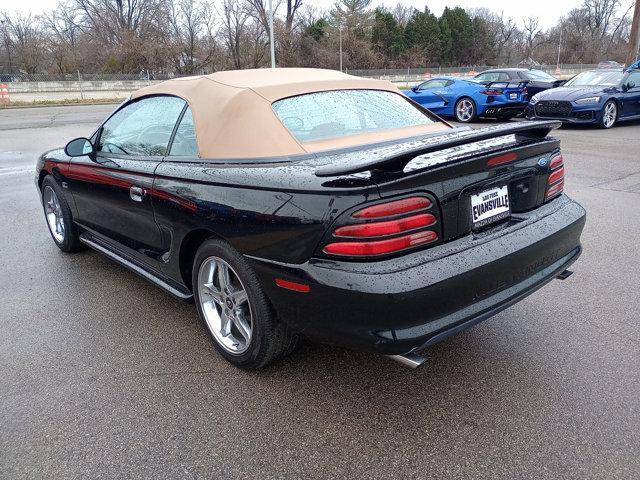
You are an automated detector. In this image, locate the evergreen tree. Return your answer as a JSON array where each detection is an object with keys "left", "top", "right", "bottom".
[
  {"left": 405, "top": 8, "right": 441, "bottom": 66},
  {"left": 371, "top": 8, "right": 405, "bottom": 58}
]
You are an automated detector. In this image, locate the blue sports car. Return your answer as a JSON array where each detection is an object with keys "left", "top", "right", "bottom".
[
  {"left": 524, "top": 64, "right": 640, "bottom": 128},
  {"left": 404, "top": 76, "right": 529, "bottom": 123}
]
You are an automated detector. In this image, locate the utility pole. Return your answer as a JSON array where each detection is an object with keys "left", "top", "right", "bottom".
[
  {"left": 628, "top": 0, "right": 640, "bottom": 65},
  {"left": 556, "top": 28, "right": 562, "bottom": 70},
  {"left": 339, "top": 26, "right": 343, "bottom": 72},
  {"left": 268, "top": 0, "right": 275, "bottom": 68}
]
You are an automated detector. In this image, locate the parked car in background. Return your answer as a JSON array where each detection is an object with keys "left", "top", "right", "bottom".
[
  {"left": 405, "top": 76, "right": 528, "bottom": 122},
  {"left": 474, "top": 68, "right": 565, "bottom": 96},
  {"left": 598, "top": 60, "right": 623, "bottom": 69},
  {"left": 525, "top": 67, "right": 640, "bottom": 128},
  {"left": 36, "top": 68, "right": 585, "bottom": 369}
]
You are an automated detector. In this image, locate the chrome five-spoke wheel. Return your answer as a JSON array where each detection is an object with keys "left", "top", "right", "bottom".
[
  {"left": 44, "top": 185, "right": 65, "bottom": 243},
  {"left": 197, "top": 256, "right": 252, "bottom": 354},
  {"left": 602, "top": 101, "right": 617, "bottom": 128}
]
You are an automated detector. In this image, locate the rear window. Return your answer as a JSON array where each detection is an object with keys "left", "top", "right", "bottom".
[
  {"left": 272, "top": 89, "right": 435, "bottom": 142},
  {"left": 522, "top": 70, "right": 556, "bottom": 81}
]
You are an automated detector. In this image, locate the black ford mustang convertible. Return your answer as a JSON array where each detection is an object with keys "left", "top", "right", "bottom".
[{"left": 36, "top": 68, "right": 585, "bottom": 369}]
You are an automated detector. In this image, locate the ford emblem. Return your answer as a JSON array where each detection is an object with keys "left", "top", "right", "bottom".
[{"left": 537, "top": 157, "right": 549, "bottom": 167}]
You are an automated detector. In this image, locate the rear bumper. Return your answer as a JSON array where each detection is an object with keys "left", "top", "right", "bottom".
[
  {"left": 482, "top": 102, "right": 528, "bottom": 119},
  {"left": 249, "top": 196, "right": 586, "bottom": 355}
]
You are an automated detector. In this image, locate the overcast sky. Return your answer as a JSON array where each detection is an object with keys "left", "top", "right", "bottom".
[{"left": 2, "top": 0, "right": 586, "bottom": 30}]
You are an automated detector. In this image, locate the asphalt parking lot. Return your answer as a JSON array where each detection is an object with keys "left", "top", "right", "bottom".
[{"left": 1, "top": 105, "right": 639, "bottom": 479}]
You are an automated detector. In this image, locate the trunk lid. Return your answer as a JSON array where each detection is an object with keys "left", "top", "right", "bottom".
[{"left": 315, "top": 121, "right": 561, "bottom": 242}]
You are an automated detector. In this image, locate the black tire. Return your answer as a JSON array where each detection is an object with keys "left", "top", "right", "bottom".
[
  {"left": 599, "top": 100, "right": 618, "bottom": 129},
  {"left": 41, "top": 175, "right": 83, "bottom": 253},
  {"left": 192, "top": 238, "right": 299, "bottom": 369},
  {"left": 454, "top": 97, "right": 477, "bottom": 123}
]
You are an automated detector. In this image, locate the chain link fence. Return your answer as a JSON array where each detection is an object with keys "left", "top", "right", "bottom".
[{"left": 0, "top": 64, "right": 600, "bottom": 103}]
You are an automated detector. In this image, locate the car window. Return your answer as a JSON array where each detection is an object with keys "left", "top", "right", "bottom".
[
  {"left": 98, "top": 96, "right": 186, "bottom": 156},
  {"left": 272, "top": 90, "right": 435, "bottom": 143},
  {"left": 418, "top": 79, "right": 449, "bottom": 90},
  {"left": 168, "top": 108, "right": 198, "bottom": 156},
  {"left": 627, "top": 72, "right": 640, "bottom": 89},
  {"left": 565, "top": 70, "right": 623, "bottom": 87},
  {"left": 522, "top": 69, "right": 556, "bottom": 81},
  {"left": 475, "top": 72, "right": 508, "bottom": 82}
]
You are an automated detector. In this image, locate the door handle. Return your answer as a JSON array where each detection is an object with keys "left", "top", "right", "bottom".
[{"left": 129, "top": 186, "right": 145, "bottom": 202}]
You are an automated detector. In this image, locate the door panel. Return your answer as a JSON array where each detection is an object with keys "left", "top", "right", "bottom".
[
  {"left": 68, "top": 155, "right": 163, "bottom": 255},
  {"left": 411, "top": 80, "right": 450, "bottom": 111},
  {"left": 621, "top": 72, "right": 640, "bottom": 118}
]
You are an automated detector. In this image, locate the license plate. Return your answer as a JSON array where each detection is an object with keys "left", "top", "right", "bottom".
[
  {"left": 471, "top": 186, "right": 510, "bottom": 228},
  {"left": 509, "top": 93, "right": 517, "bottom": 99}
]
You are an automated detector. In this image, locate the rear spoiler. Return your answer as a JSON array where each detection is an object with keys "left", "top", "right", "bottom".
[
  {"left": 479, "top": 80, "right": 530, "bottom": 89},
  {"left": 314, "top": 120, "right": 561, "bottom": 177}
]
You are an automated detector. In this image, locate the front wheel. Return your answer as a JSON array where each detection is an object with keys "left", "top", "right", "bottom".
[
  {"left": 454, "top": 97, "right": 476, "bottom": 123},
  {"left": 600, "top": 100, "right": 617, "bottom": 129},
  {"left": 192, "top": 239, "right": 299, "bottom": 369},
  {"left": 41, "top": 175, "right": 82, "bottom": 252}
]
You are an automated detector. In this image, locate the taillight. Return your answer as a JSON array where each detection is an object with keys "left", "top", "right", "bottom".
[
  {"left": 546, "top": 153, "right": 564, "bottom": 200},
  {"left": 352, "top": 197, "right": 430, "bottom": 218},
  {"left": 334, "top": 213, "right": 435, "bottom": 238},
  {"left": 481, "top": 89, "right": 503, "bottom": 95},
  {"left": 322, "top": 195, "right": 440, "bottom": 258},
  {"left": 324, "top": 231, "right": 438, "bottom": 256},
  {"left": 486, "top": 151, "right": 518, "bottom": 167}
]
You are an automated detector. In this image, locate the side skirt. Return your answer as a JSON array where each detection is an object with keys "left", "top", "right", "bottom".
[{"left": 79, "top": 232, "right": 193, "bottom": 301}]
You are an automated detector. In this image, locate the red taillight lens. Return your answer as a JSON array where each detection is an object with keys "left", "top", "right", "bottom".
[
  {"left": 548, "top": 166, "right": 564, "bottom": 185},
  {"left": 549, "top": 154, "right": 563, "bottom": 169},
  {"left": 352, "top": 197, "right": 431, "bottom": 219},
  {"left": 546, "top": 180, "right": 564, "bottom": 199},
  {"left": 334, "top": 213, "right": 435, "bottom": 238},
  {"left": 324, "top": 231, "right": 438, "bottom": 256},
  {"left": 324, "top": 195, "right": 439, "bottom": 258},
  {"left": 480, "top": 89, "right": 503, "bottom": 95},
  {"left": 546, "top": 153, "right": 564, "bottom": 200},
  {"left": 487, "top": 152, "right": 518, "bottom": 167}
]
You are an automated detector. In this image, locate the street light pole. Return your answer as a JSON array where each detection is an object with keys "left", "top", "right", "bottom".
[
  {"left": 556, "top": 28, "right": 562, "bottom": 70},
  {"left": 268, "top": 0, "right": 275, "bottom": 68},
  {"left": 339, "top": 26, "right": 343, "bottom": 72}
]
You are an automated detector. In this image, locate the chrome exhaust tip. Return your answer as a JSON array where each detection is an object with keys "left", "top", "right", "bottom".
[
  {"left": 387, "top": 352, "right": 427, "bottom": 369},
  {"left": 556, "top": 269, "right": 574, "bottom": 280}
]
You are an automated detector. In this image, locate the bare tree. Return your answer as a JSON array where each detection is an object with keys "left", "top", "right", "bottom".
[{"left": 522, "top": 16, "right": 541, "bottom": 59}]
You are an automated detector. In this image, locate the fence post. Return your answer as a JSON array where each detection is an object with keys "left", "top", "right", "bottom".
[{"left": 77, "top": 70, "right": 84, "bottom": 100}]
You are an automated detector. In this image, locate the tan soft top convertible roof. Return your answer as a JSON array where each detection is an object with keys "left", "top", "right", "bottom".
[{"left": 131, "top": 68, "right": 449, "bottom": 158}]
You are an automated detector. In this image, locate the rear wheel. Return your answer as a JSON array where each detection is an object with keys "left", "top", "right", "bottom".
[
  {"left": 192, "top": 239, "right": 298, "bottom": 369},
  {"left": 454, "top": 97, "right": 476, "bottom": 123},
  {"left": 600, "top": 100, "right": 617, "bottom": 128},
  {"left": 41, "top": 176, "right": 82, "bottom": 252}
]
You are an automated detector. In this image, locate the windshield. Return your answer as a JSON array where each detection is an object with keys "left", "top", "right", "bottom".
[
  {"left": 272, "top": 90, "right": 435, "bottom": 142},
  {"left": 565, "top": 70, "right": 623, "bottom": 87},
  {"left": 523, "top": 70, "right": 556, "bottom": 81}
]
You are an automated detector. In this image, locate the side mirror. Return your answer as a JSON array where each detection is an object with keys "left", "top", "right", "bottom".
[
  {"left": 628, "top": 81, "right": 636, "bottom": 90},
  {"left": 64, "top": 137, "right": 95, "bottom": 157},
  {"left": 411, "top": 86, "right": 419, "bottom": 92}
]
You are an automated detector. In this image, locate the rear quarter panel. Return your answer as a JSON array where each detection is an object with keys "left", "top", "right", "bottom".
[{"left": 152, "top": 158, "right": 380, "bottom": 269}]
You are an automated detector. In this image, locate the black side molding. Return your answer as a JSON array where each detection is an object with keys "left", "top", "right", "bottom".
[{"left": 314, "top": 120, "right": 562, "bottom": 177}]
